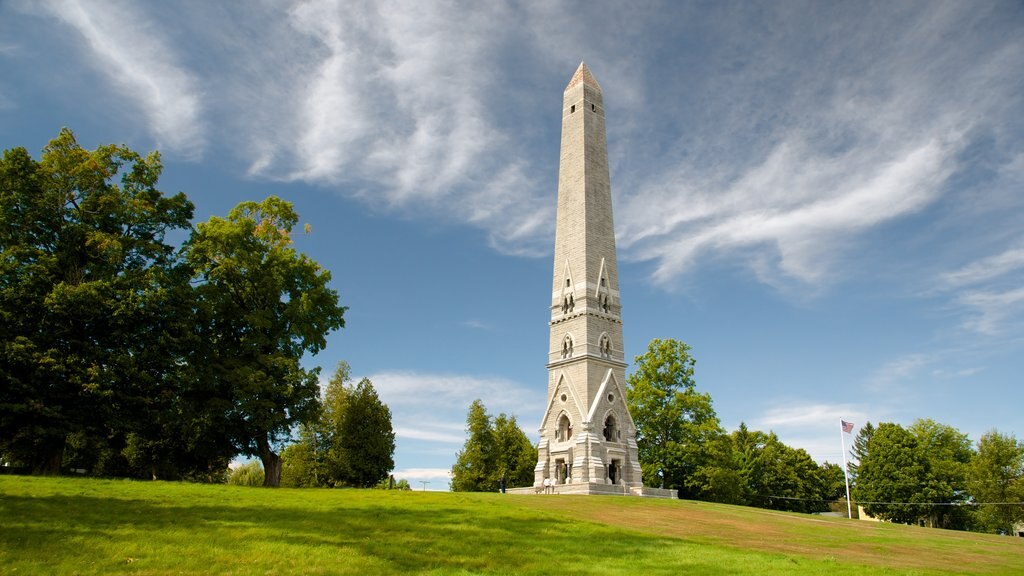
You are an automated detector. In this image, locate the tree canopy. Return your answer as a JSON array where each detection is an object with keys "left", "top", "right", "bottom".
[
  {"left": 969, "top": 430, "right": 1024, "bottom": 534},
  {"left": 281, "top": 362, "right": 395, "bottom": 488},
  {"left": 187, "top": 196, "right": 347, "bottom": 486},
  {"left": 627, "top": 338, "right": 733, "bottom": 499},
  {"left": 1, "top": 130, "right": 346, "bottom": 484},
  {"left": 451, "top": 399, "right": 536, "bottom": 492},
  {"left": 0, "top": 128, "right": 193, "bottom": 475}
]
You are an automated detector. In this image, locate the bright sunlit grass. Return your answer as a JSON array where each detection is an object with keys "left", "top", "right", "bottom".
[{"left": 1, "top": 476, "right": 1021, "bottom": 575}]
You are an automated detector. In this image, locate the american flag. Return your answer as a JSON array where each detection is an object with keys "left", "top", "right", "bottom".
[{"left": 841, "top": 420, "right": 854, "bottom": 434}]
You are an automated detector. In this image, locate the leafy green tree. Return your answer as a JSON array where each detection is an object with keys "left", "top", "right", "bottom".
[
  {"left": 280, "top": 425, "right": 324, "bottom": 488},
  {"left": 908, "top": 418, "right": 972, "bottom": 529},
  {"left": 0, "top": 128, "right": 194, "bottom": 474},
  {"left": 968, "top": 430, "right": 1024, "bottom": 534},
  {"left": 684, "top": 431, "right": 743, "bottom": 504},
  {"left": 280, "top": 363, "right": 395, "bottom": 488},
  {"left": 492, "top": 413, "right": 539, "bottom": 489},
  {"left": 627, "top": 338, "right": 731, "bottom": 499},
  {"left": 731, "top": 425, "right": 830, "bottom": 513},
  {"left": 451, "top": 400, "right": 497, "bottom": 492},
  {"left": 856, "top": 422, "right": 931, "bottom": 524},
  {"left": 186, "top": 197, "right": 346, "bottom": 486},
  {"left": 451, "top": 400, "right": 535, "bottom": 492},
  {"left": 818, "top": 462, "right": 849, "bottom": 511}
]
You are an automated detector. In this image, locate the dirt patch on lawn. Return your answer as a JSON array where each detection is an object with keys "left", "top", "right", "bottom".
[{"left": 514, "top": 496, "right": 1023, "bottom": 574}]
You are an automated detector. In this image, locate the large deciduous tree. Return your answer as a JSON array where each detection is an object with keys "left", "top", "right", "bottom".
[
  {"left": 186, "top": 196, "right": 346, "bottom": 486},
  {"left": 855, "top": 422, "right": 932, "bottom": 524},
  {"left": 0, "top": 129, "right": 193, "bottom": 474},
  {"left": 907, "top": 418, "right": 972, "bottom": 529},
  {"left": 626, "top": 338, "right": 730, "bottom": 499}
]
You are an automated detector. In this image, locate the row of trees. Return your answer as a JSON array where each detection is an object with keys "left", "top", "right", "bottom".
[
  {"left": 627, "top": 339, "right": 844, "bottom": 513},
  {"left": 450, "top": 399, "right": 538, "bottom": 492},
  {"left": 851, "top": 420, "right": 1024, "bottom": 533},
  {"left": 447, "top": 339, "right": 843, "bottom": 510},
  {"left": 628, "top": 338, "right": 1024, "bottom": 533},
  {"left": 0, "top": 129, "right": 348, "bottom": 486}
]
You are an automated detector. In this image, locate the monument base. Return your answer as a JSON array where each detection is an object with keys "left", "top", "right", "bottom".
[{"left": 505, "top": 482, "right": 677, "bottom": 499}]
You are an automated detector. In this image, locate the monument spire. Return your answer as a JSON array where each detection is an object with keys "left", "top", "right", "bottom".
[
  {"left": 530, "top": 63, "right": 674, "bottom": 497},
  {"left": 565, "top": 61, "right": 601, "bottom": 91}
]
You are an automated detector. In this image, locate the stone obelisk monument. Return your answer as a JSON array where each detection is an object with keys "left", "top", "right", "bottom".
[{"left": 531, "top": 63, "right": 675, "bottom": 498}]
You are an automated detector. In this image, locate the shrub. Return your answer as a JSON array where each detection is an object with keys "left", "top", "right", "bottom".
[{"left": 228, "top": 461, "right": 265, "bottom": 487}]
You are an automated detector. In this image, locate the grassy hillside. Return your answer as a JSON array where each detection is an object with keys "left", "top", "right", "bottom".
[{"left": 1, "top": 476, "right": 1020, "bottom": 575}]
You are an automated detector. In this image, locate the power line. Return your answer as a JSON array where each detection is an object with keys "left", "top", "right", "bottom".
[{"left": 757, "top": 494, "right": 1024, "bottom": 506}]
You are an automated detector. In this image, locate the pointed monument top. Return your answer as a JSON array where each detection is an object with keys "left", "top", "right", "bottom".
[{"left": 565, "top": 61, "right": 601, "bottom": 92}]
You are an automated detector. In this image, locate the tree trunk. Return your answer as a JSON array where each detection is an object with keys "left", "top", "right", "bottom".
[
  {"left": 32, "top": 442, "right": 64, "bottom": 476},
  {"left": 257, "top": 435, "right": 282, "bottom": 487}
]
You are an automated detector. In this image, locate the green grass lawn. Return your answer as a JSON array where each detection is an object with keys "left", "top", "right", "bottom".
[{"left": 1, "top": 476, "right": 1021, "bottom": 575}]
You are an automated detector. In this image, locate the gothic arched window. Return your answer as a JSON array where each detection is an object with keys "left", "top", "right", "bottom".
[
  {"left": 603, "top": 414, "right": 618, "bottom": 442},
  {"left": 561, "top": 335, "right": 574, "bottom": 359},
  {"left": 558, "top": 414, "right": 573, "bottom": 441}
]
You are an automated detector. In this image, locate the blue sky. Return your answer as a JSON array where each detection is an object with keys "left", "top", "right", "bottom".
[{"left": 2, "top": 1, "right": 1022, "bottom": 490}]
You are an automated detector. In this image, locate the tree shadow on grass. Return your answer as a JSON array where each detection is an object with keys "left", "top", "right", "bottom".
[{"left": 0, "top": 493, "right": 744, "bottom": 575}]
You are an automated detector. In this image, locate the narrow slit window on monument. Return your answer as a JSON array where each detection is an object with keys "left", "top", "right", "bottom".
[
  {"left": 570, "top": 104, "right": 575, "bottom": 113},
  {"left": 591, "top": 103, "right": 596, "bottom": 112},
  {"left": 566, "top": 279, "right": 571, "bottom": 287}
]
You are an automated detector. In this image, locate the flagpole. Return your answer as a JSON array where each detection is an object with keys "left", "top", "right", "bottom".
[{"left": 840, "top": 419, "right": 853, "bottom": 519}]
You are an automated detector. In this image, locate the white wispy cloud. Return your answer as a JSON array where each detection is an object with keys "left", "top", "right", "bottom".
[
  {"left": 940, "top": 246, "right": 1024, "bottom": 288},
  {"left": 460, "top": 319, "right": 492, "bottom": 331},
  {"left": 756, "top": 404, "right": 867, "bottom": 430},
  {"left": 392, "top": 468, "right": 451, "bottom": 481},
  {"left": 13, "top": 1, "right": 1020, "bottom": 292},
  {"left": 866, "top": 353, "right": 932, "bottom": 394},
  {"left": 370, "top": 370, "right": 542, "bottom": 419},
  {"left": 29, "top": 0, "right": 204, "bottom": 157},
  {"left": 958, "top": 287, "right": 1024, "bottom": 336},
  {"left": 392, "top": 427, "right": 465, "bottom": 444},
  {"left": 611, "top": 2, "right": 1022, "bottom": 290},
  {"left": 936, "top": 243, "right": 1024, "bottom": 334},
  {"left": 624, "top": 137, "right": 958, "bottom": 286},
  {"left": 748, "top": 402, "right": 871, "bottom": 463},
  {"left": 228, "top": 0, "right": 553, "bottom": 255}
]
